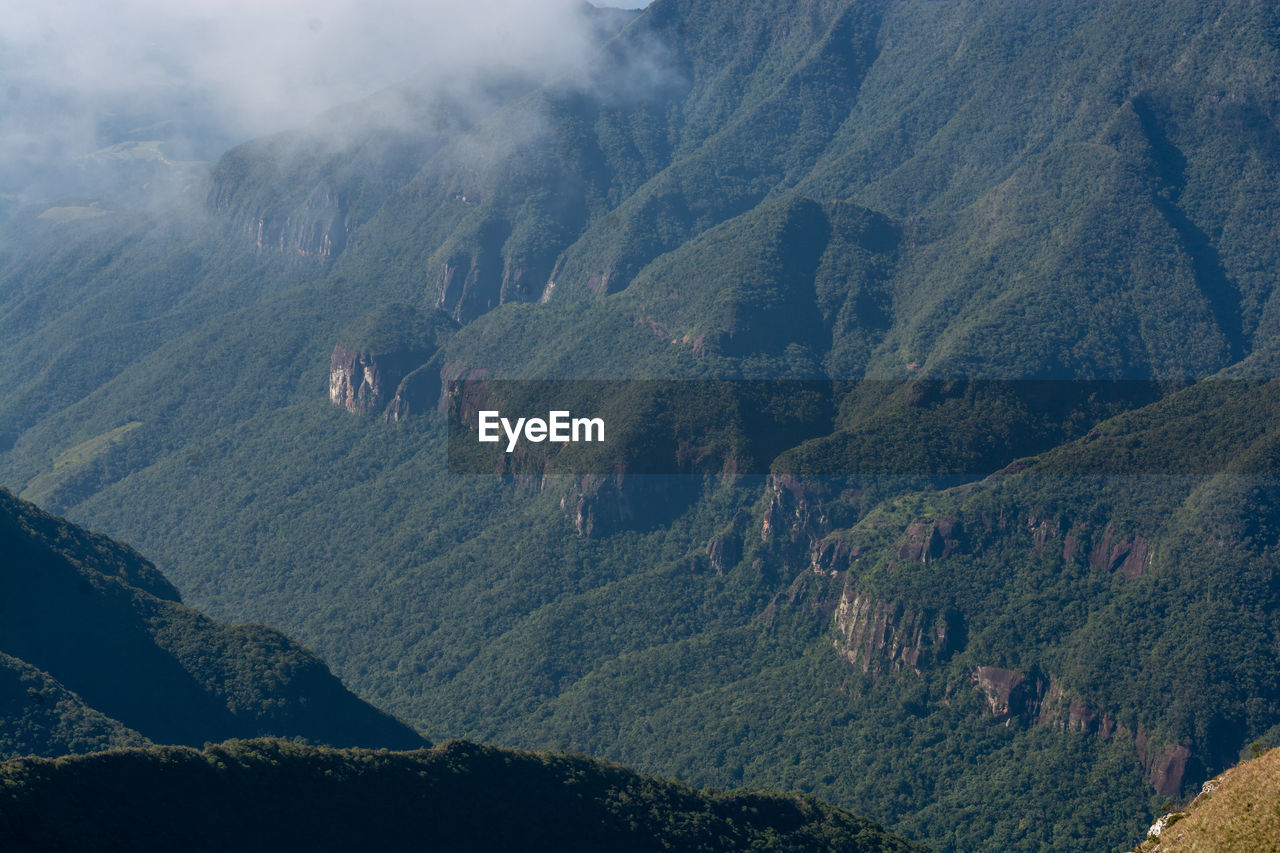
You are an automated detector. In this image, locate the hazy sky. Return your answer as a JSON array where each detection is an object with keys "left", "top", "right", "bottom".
[{"left": 0, "top": 0, "right": 651, "bottom": 205}]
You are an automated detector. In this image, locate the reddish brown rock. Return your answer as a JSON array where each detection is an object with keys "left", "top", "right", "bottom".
[
  {"left": 1031, "top": 519, "right": 1061, "bottom": 557},
  {"left": 893, "top": 518, "right": 961, "bottom": 563},
  {"left": 812, "top": 536, "right": 861, "bottom": 574},
  {"left": 1118, "top": 537, "right": 1150, "bottom": 579},
  {"left": 974, "top": 667, "right": 1029, "bottom": 720},
  {"left": 1062, "top": 531, "right": 1079, "bottom": 563},
  {"left": 1088, "top": 526, "right": 1150, "bottom": 578},
  {"left": 1135, "top": 727, "right": 1191, "bottom": 797}
]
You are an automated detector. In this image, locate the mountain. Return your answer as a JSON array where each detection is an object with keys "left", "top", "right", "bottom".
[
  {"left": 1133, "top": 746, "right": 1280, "bottom": 851},
  {"left": 4, "top": 0, "right": 1280, "bottom": 850},
  {"left": 0, "top": 487, "right": 426, "bottom": 756},
  {"left": 0, "top": 738, "right": 924, "bottom": 853}
]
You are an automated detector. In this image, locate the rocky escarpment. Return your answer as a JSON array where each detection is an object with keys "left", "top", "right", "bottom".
[
  {"left": 833, "top": 586, "right": 958, "bottom": 675},
  {"left": 894, "top": 518, "right": 962, "bottom": 563},
  {"left": 1137, "top": 727, "right": 1193, "bottom": 799},
  {"left": 208, "top": 175, "right": 352, "bottom": 261},
  {"left": 767, "top": 473, "right": 1191, "bottom": 799},
  {"left": 761, "top": 475, "right": 830, "bottom": 545},
  {"left": 559, "top": 474, "right": 700, "bottom": 539},
  {"left": 970, "top": 664, "right": 1187, "bottom": 797},
  {"left": 970, "top": 666, "right": 1111, "bottom": 732},
  {"left": 253, "top": 184, "right": 349, "bottom": 260},
  {"left": 328, "top": 304, "right": 456, "bottom": 419},
  {"left": 384, "top": 363, "right": 443, "bottom": 423},
  {"left": 329, "top": 344, "right": 435, "bottom": 418},
  {"left": 434, "top": 216, "right": 560, "bottom": 324},
  {"left": 438, "top": 253, "right": 559, "bottom": 325},
  {"left": 1026, "top": 517, "right": 1152, "bottom": 579}
]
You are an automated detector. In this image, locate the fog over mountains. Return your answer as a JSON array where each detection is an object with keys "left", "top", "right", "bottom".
[{"left": 0, "top": 0, "right": 645, "bottom": 212}]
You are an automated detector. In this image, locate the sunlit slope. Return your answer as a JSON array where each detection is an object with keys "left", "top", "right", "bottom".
[{"left": 1133, "top": 747, "right": 1280, "bottom": 852}]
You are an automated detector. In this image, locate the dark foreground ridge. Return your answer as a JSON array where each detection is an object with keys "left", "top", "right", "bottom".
[
  {"left": 0, "top": 487, "right": 426, "bottom": 756},
  {"left": 0, "top": 738, "right": 927, "bottom": 853}
]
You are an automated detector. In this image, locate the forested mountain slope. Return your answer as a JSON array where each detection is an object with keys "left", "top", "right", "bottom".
[
  {"left": 0, "top": 738, "right": 924, "bottom": 853},
  {"left": 4, "top": 1, "right": 1280, "bottom": 850},
  {"left": 0, "top": 488, "right": 425, "bottom": 756}
]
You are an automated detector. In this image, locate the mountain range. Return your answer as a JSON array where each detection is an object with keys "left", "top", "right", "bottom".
[{"left": 5, "top": 1, "right": 1280, "bottom": 850}]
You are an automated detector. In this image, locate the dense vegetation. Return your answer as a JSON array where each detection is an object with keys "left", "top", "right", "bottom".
[
  {"left": 0, "top": 738, "right": 924, "bottom": 853},
  {"left": 0, "top": 488, "right": 425, "bottom": 756},
  {"left": 5, "top": 1, "right": 1280, "bottom": 850}
]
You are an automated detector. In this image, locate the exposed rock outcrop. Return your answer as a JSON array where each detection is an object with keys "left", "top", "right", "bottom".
[
  {"left": 209, "top": 180, "right": 350, "bottom": 261},
  {"left": 1029, "top": 517, "right": 1151, "bottom": 578},
  {"left": 328, "top": 304, "right": 456, "bottom": 419},
  {"left": 436, "top": 255, "right": 557, "bottom": 324},
  {"left": 329, "top": 344, "right": 385, "bottom": 415},
  {"left": 1137, "top": 727, "right": 1192, "bottom": 798},
  {"left": 811, "top": 535, "right": 861, "bottom": 574},
  {"left": 1034, "top": 678, "right": 1116, "bottom": 737},
  {"left": 385, "top": 362, "right": 443, "bottom": 423},
  {"left": 972, "top": 666, "right": 1042, "bottom": 721},
  {"left": 969, "top": 667, "right": 1119, "bottom": 735},
  {"left": 329, "top": 344, "right": 433, "bottom": 417},
  {"left": 1089, "top": 526, "right": 1151, "bottom": 579},
  {"left": 894, "top": 518, "right": 961, "bottom": 563},
  {"left": 559, "top": 475, "right": 698, "bottom": 539},
  {"left": 437, "top": 258, "right": 503, "bottom": 324},
  {"left": 833, "top": 584, "right": 958, "bottom": 675},
  {"left": 706, "top": 532, "right": 742, "bottom": 575},
  {"left": 761, "top": 475, "right": 831, "bottom": 546},
  {"left": 966, "top": 666, "right": 1189, "bottom": 796}
]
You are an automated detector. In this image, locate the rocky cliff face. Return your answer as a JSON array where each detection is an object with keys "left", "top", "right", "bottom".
[
  {"left": 761, "top": 475, "right": 834, "bottom": 551},
  {"left": 833, "top": 586, "right": 957, "bottom": 675},
  {"left": 1137, "top": 727, "right": 1193, "bottom": 799},
  {"left": 257, "top": 184, "right": 349, "bottom": 260},
  {"left": 972, "top": 666, "right": 1039, "bottom": 721},
  {"left": 559, "top": 474, "right": 699, "bottom": 539},
  {"left": 327, "top": 304, "right": 456, "bottom": 419},
  {"left": 436, "top": 258, "right": 502, "bottom": 325},
  {"left": 764, "top": 474, "right": 1193, "bottom": 801},
  {"left": 384, "top": 364, "right": 443, "bottom": 424},
  {"left": 208, "top": 178, "right": 351, "bottom": 262},
  {"left": 435, "top": 249, "right": 555, "bottom": 324},
  {"left": 329, "top": 344, "right": 383, "bottom": 415},
  {"left": 969, "top": 663, "right": 1187, "bottom": 796},
  {"left": 1088, "top": 526, "right": 1151, "bottom": 579},
  {"left": 894, "top": 518, "right": 963, "bottom": 563},
  {"left": 329, "top": 344, "right": 435, "bottom": 418}
]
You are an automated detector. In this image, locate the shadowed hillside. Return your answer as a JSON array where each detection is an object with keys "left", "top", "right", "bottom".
[
  {"left": 0, "top": 738, "right": 925, "bottom": 853},
  {"left": 0, "top": 488, "right": 425, "bottom": 756}
]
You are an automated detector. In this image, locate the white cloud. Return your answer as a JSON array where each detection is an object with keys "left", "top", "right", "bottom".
[{"left": 0, "top": 0, "right": 639, "bottom": 205}]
